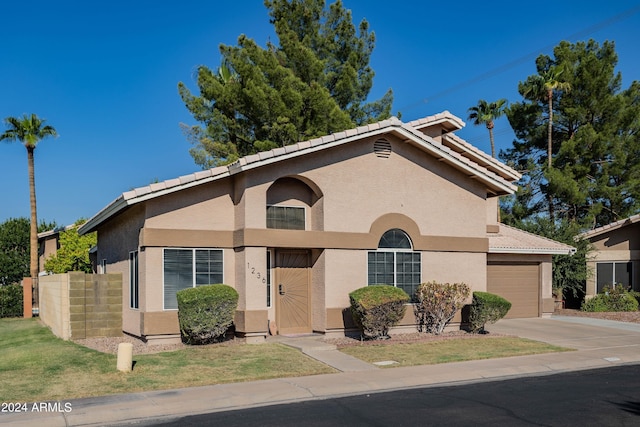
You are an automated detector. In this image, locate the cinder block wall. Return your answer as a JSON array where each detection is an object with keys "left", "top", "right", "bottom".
[{"left": 40, "top": 273, "right": 122, "bottom": 340}]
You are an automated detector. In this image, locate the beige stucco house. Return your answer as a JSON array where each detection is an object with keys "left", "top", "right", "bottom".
[
  {"left": 78, "top": 111, "right": 574, "bottom": 344},
  {"left": 580, "top": 214, "right": 640, "bottom": 297}
]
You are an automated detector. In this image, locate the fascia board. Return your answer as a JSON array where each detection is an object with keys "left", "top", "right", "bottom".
[
  {"left": 488, "top": 247, "right": 577, "bottom": 255},
  {"left": 392, "top": 127, "right": 517, "bottom": 195}
]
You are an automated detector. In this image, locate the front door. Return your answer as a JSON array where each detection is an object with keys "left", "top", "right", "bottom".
[{"left": 275, "top": 250, "right": 311, "bottom": 335}]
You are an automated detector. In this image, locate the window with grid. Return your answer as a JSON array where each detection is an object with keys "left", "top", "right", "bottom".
[
  {"left": 163, "top": 248, "right": 223, "bottom": 309},
  {"left": 368, "top": 229, "right": 421, "bottom": 298}
]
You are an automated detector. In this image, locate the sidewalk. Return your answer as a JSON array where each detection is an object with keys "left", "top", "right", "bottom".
[{"left": 4, "top": 316, "right": 640, "bottom": 426}]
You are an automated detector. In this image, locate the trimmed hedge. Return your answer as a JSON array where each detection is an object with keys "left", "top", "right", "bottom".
[
  {"left": 349, "top": 285, "right": 409, "bottom": 339},
  {"left": 581, "top": 287, "right": 639, "bottom": 312},
  {"left": 469, "top": 291, "right": 511, "bottom": 333},
  {"left": 177, "top": 284, "right": 239, "bottom": 345},
  {"left": 0, "top": 284, "right": 23, "bottom": 318}
]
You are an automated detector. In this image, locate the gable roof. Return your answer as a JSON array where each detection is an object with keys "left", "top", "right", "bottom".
[
  {"left": 579, "top": 213, "right": 640, "bottom": 240},
  {"left": 488, "top": 224, "right": 576, "bottom": 255},
  {"left": 79, "top": 112, "right": 519, "bottom": 234}
]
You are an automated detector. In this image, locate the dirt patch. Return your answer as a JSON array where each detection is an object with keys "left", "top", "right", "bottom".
[{"left": 73, "top": 334, "right": 244, "bottom": 355}]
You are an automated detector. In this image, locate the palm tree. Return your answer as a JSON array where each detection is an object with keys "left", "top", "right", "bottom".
[
  {"left": 467, "top": 99, "right": 508, "bottom": 158},
  {"left": 520, "top": 66, "right": 571, "bottom": 167},
  {"left": 1, "top": 114, "right": 58, "bottom": 283}
]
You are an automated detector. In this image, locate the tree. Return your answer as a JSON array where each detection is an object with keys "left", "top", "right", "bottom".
[
  {"left": 0, "top": 218, "right": 56, "bottom": 286},
  {"left": 43, "top": 220, "right": 96, "bottom": 274},
  {"left": 1, "top": 114, "right": 57, "bottom": 281},
  {"left": 467, "top": 99, "right": 507, "bottom": 158},
  {"left": 503, "top": 40, "right": 640, "bottom": 228},
  {"left": 519, "top": 66, "right": 571, "bottom": 168},
  {"left": 178, "top": 0, "right": 393, "bottom": 168},
  {"left": 0, "top": 218, "right": 29, "bottom": 286}
]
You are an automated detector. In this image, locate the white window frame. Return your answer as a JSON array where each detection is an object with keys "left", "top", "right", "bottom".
[
  {"left": 99, "top": 259, "right": 107, "bottom": 274},
  {"left": 367, "top": 229, "right": 421, "bottom": 298},
  {"left": 162, "top": 248, "right": 224, "bottom": 310}
]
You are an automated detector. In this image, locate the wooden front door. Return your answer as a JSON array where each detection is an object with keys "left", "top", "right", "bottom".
[{"left": 275, "top": 250, "right": 311, "bottom": 335}]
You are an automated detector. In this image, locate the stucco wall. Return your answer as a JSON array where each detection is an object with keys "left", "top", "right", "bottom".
[
  {"left": 97, "top": 204, "right": 144, "bottom": 336},
  {"left": 586, "top": 223, "right": 640, "bottom": 296},
  {"left": 145, "top": 179, "right": 235, "bottom": 230},
  {"left": 237, "top": 136, "right": 488, "bottom": 238}
]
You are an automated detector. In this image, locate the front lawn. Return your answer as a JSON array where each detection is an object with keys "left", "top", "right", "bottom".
[
  {"left": 0, "top": 318, "right": 335, "bottom": 402},
  {"left": 0, "top": 318, "right": 571, "bottom": 402},
  {"left": 339, "top": 336, "right": 570, "bottom": 367}
]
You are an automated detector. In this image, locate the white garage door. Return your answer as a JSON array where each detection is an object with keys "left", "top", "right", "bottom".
[{"left": 487, "top": 264, "right": 540, "bottom": 318}]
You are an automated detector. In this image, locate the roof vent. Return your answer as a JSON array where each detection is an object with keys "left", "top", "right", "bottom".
[{"left": 373, "top": 139, "right": 392, "bottom": 158}]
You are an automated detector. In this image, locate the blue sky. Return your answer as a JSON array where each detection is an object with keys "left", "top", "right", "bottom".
[{"left": 2, "top": 1, "right": 639, "bottom": 227}]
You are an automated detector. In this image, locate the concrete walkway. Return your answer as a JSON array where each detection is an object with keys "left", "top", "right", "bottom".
[{"left": 4, "top": 316, "right": 640, "bottom": 427}]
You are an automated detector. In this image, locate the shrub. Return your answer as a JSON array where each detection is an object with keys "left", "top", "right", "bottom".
[
  {"left": 349, "top": 285, "right": 409, "bottom": 339},
  {"left": 581, "top": 287, "right": 639, "bottom": 312},
  {"left": 0, "top": 284, "right": 24, "bottom": 318},
  {"left": 415, "top": 281, "right": 470, "bottom": 335},
  {"left": 469, "top": 292, "right": 512, "bottom": 333},
  {"left": 177, "top": 284, "right": 239, "bottom": 345}
]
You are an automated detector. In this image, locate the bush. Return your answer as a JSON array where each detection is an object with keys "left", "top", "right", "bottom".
[
  {"left": 469, "top": 292, "right": 512, "bottom": 333},
  {"left": 415, "top": 281, "right": 470, "bottom": 335},
  {"left": 177, "top": 284, "right": 239, "bottom": 345},
  {"left": 0, "top": 284, "right": 24, "bottom": 318},
  {"left": 581, "top": 287, "right": 639, "bottom": 312},
  {"left": 349, "top": 285, "right": 409, "bottom": 339}
]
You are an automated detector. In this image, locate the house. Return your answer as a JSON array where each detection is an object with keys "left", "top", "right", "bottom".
[
  {"left": 580, "top": 214, "right": 640, "bottom": 296},
  {"left": 38, "top": 224, "right": 75, "bottom": 274},
  {"left": 78, "top": 112, "right": 574, "bottom": 344}
]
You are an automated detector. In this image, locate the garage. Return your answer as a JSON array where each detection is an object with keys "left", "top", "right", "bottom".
[{"left": 487, "top": 263, "right": 540, "bottom": 318}]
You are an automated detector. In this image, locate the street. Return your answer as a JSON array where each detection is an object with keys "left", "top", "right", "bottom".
[{"left": 144, "top": 364, "right": 640, "bottom": 426}]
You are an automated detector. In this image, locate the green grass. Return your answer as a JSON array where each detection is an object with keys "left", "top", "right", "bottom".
[
  {"left": 0, "top": 319, "right": 571, "bottom": 402},
  {"left": 339, "top": 336, "right": 571, "bottom": 367},
  {"left": 0, "top": 318, "right": 335, "bottom": 402}
]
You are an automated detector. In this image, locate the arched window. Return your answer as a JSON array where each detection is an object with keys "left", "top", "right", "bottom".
[{"left": 368, "top": 229, "right": 421, "bottom": 298}]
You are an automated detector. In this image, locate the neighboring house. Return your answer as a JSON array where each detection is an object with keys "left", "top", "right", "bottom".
[
  {"left": 78, "top": 112, "right": 574, "bottom": 344},
  {"left": 37, "top": 225, "right": 75, "bottom": 274},
  {"left": 580, "top": 214, "right": 640, "bottom": 296}
]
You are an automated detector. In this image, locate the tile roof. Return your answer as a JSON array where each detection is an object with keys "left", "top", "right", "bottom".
[
  {"left": 488, "top": 224, "right": 576, "bottom": 255},
  {"left": 579, "top": 213, "right": 640, "bottom": 239},
  {"left": 79, "top": 112, "right": 517, "bottom": 234}
]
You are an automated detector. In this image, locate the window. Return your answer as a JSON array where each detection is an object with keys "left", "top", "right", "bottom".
[
  {"left": 163, "top": 249, "right": 223, "bottom": 309},
  {"left": 596, "top": 261, "right": 633, "bottom": 293},
  {"left": 368, "top": 229, "right": 421, "bottom": 297},
  {"left": 129, "top": 251, "right": 139, "bottom": 309},
  {"left": 99, "top": 259, "right": 107, "bottom": 274},
  {"left": 267, "top": 205, "right": 305, "bottom": 230},
  {"left": 266, "top": 250, "right": 272, "bottom": 308}
]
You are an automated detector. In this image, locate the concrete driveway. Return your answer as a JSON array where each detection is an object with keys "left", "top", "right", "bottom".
[{"left": 491, "top": 315, "right": 640, "bottom": 353}]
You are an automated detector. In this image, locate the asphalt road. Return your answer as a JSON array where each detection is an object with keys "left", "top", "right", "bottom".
[{"left": 142, "top": 364, "right": 640, "bottom": 426}]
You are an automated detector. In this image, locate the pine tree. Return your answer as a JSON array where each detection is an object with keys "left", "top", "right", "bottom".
[
  {"left": 503, "top": 40, "right": 640, "bottom": 228},
  {"left": 179, "top": 0, "right": 393, "bottom": 169}
]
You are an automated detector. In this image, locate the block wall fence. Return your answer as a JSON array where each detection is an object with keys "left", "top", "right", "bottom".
[{"left": 39, "top": 272, "right": 122, "bottom": 340}]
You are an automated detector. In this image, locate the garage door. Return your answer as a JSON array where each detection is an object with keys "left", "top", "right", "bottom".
[{"left": 487, "top": 264, "right": 539, "bottom": 318}]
